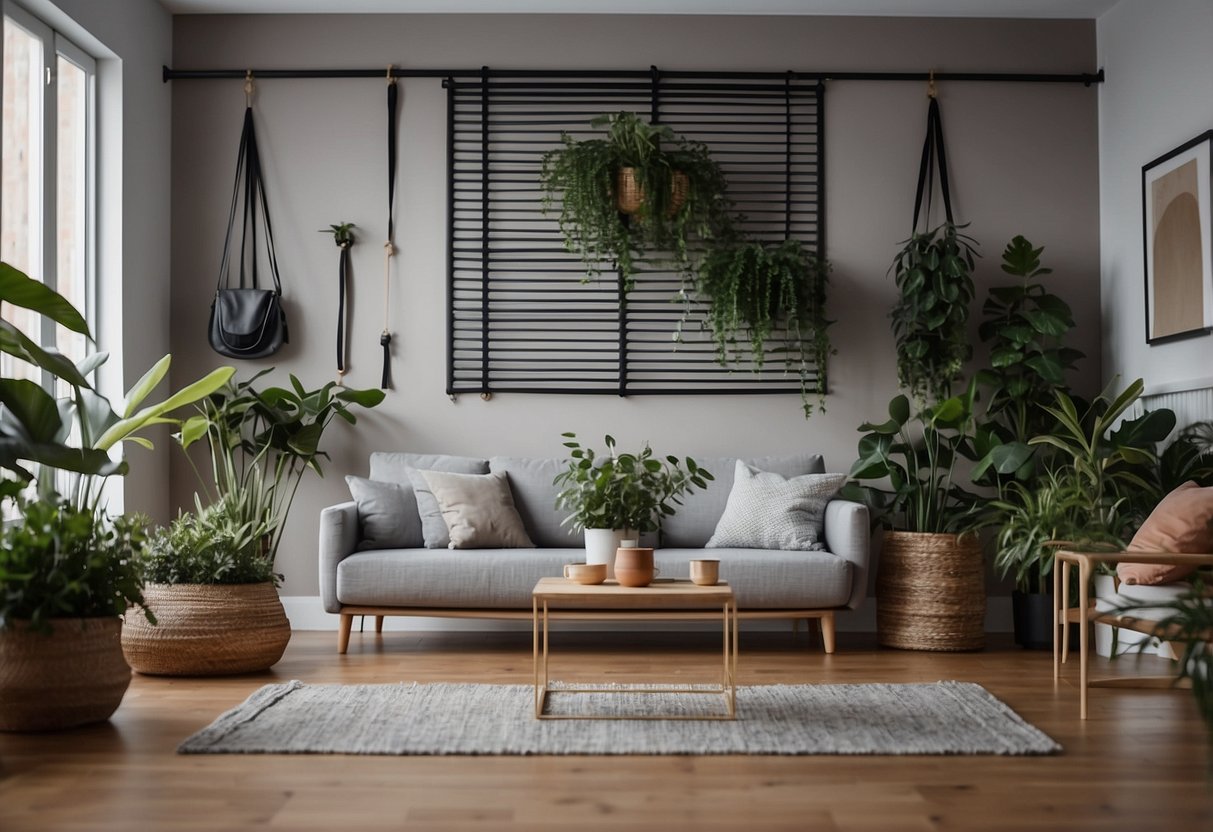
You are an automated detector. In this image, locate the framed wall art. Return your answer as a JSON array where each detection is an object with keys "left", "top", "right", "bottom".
[{"left": 1142, "top": 130, "right": 1213, "bottom": 344}]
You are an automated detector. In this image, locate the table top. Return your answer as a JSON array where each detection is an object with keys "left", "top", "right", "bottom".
[{"left": 532, "top": 577, "right": 734, "bottom": 608}]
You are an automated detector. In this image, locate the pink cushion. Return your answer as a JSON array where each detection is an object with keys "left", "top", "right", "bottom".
[{"left": 1118, "top": 481, "right": 1213, "bottom": 585}]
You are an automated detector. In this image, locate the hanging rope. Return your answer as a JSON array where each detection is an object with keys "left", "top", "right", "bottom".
[
  {"left": 380, "top": 65, "right": 399, "bottom": 390},
  {"left": 324, "top": 222, "right": 356, "bottom": 384}
]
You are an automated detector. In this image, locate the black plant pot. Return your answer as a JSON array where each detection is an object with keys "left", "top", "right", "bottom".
[{"left": 1011, "top": 589, "right": 1079, "bottom": 650}]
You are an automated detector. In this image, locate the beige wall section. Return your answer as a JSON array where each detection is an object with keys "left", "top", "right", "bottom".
[
  {"left": 30, "top": 0, "right": 173, "bottom": 521},
  {"left": 1098, "top": 0, "right": 1213, "bottom": 395},
  {"left": 171, "top": 14, "right": 1100, "bottom": 597}
]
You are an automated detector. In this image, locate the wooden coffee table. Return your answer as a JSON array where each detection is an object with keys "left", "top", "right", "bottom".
[{"left": 531, "top": 577, "right": 738, "bottom": 720}]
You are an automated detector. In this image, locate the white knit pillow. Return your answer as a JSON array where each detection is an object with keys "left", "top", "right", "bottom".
[{"left": 706, "top": 461, "right": 844, "bottom": 551}]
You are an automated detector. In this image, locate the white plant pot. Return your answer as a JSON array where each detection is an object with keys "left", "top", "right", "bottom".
[
  {"left": 1092, "top": 574, "right": 1175, "bottom": 659},
  {"left": 584, "top": 528, "right": 627, "bottom": 578}
]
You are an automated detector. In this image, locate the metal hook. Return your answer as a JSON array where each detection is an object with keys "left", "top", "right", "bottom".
[
  {"left": 927, "top": 69, "right": 937, "bottom": 99},
  {"left": 244, "top": 69, "right": 254, "bottom": 107},
  {"left": 387, "top": 64, "right": 395, "bottom": 86}
]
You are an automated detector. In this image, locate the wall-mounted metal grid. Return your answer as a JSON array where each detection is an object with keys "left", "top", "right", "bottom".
[{"left": 445, "top": 71, "right": 825, "bottom": 397}]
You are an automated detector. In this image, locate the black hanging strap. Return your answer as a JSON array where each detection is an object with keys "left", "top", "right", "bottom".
[
  {"left": 380, "top": 67, "right": 399, "bottom": 390},
  {"left": 911, "top": 95, "right": 955, "bottom": 233},
  {"left": 217, "top": 103, "right": 284, "bottom": 300},
  {"left": 335, "top": 239, "right": 351, "bottom": 378}
]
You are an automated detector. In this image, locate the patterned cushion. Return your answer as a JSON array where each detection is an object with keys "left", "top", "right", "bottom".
[{"left": 706, "top": 461, "right": 845, "bottom": 551}]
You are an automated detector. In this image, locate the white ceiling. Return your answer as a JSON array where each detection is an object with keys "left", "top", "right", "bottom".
[{"left": 159, "top": 0, "right": 1121, "bottom": 19}]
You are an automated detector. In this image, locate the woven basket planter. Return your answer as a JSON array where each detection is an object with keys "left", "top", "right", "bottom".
[
  {"left": 876, "top": 531, "right": 986, "bottom": 651},
  {"left": 616, "top": 167, "right": 689, "bottom": 216},
  {"left": 122, "top": 582, "right": 290, "bottom": 676},
  {"left": 0, "top": 617, "right": 131, "bottom": 732}
]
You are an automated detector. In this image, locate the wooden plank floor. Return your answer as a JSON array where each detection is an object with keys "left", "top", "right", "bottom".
[{"left": 1, "top": 628, "right": 1210, "bottom": 831}]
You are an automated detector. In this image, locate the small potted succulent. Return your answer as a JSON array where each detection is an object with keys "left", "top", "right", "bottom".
[{"left": 553, "top": 433, "right": 712, "bottom": 574}]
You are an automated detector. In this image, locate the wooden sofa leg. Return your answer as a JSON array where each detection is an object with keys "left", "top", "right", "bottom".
[
  {"left": 375, "top": 615, "right": 384, "bottom": 634},
  {"left": 338, "top": 613, "right": 353, "bottom": 654},
  {"left": 820, "top": 612, "right": 836, "bottom": 654}
]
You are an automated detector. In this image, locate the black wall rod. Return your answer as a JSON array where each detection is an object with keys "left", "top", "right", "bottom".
[{"left": 163, "top": 65, "right": 1104, "bottom": 86}]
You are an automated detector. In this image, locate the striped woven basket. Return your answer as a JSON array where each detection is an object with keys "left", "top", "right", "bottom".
[
  {"left": 616, "top": 167, "right": 689, "bottom": 216},
  {"left": 0, "top": 617, "right": 131, "bottom": 731},
  {"left": 876, "top": 531, "right": 986, "bottom": 651},
  {"left": 122, "top": 582, "right": 291, "bottom": 676}
]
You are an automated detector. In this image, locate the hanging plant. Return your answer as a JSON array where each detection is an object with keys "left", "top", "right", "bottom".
[
  {"left": 540, "top": 112, "right": 731, "bottom": 290},
  {"left": 889, "top": 221, "right": 979, "bottom": 404},
  {"left": 696, "top": 238, "right": 834, "bottom": 416}
]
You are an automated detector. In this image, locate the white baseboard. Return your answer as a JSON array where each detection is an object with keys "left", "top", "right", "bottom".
[{"left": 282, "top": 596, "right": 1014, "bottom": 633}]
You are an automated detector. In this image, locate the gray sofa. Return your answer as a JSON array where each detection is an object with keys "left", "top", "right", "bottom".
[{"left": 319, "top": 452, "right": 870, "bottom": 654}]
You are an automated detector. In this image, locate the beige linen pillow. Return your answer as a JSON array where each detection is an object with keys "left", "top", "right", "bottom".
[{"left": 418, "top": 470, "right": 535, "bottom": 549}]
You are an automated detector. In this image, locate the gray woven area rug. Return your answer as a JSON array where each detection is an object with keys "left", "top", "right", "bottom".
[{"left": 179, "top": 681, "right": 1059, "bottom": 756}]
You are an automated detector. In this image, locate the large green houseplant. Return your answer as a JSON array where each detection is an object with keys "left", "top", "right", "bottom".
[
  {"left": 0, "top": 261, "right": 232, "bottom": 730},
  {"left": 121, "top": 372, "right": 384, "bottom": 676},
  {"left": 695, "top": 238, "right": 834, "bottom": 417},
  {"left": 540, "top": 112, "right": 731, "bottom": 290},
  {"left": 554, "top": 432, "right": 712, "bottom": 572}
]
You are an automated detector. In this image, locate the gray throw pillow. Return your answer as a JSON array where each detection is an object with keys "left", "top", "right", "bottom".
[
  {"left": 408, "top": 469, "right": 453, "bottom": 549},
  {"left": 345, "top": 475, "right": 423, "bottom": 550},
  {"left": 706, "top": 461, "right": 845, "bottom": 551},
  {"left": 419, "top": 470, "right": 535, "bottom": 549}
]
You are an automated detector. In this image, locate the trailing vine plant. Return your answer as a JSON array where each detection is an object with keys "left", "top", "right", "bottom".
[
  {"left": 540, "top": 112, "right": 731, "bottom": 290},
  {"left": 695, "top": 238, "right": 834, "bottom": 416}
]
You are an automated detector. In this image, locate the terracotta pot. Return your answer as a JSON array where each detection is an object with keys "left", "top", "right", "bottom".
[
  {"left": 122, "top": 582, "right": 291, "bottom": 676},
  {"left": 614, "top": 547, "right": 658, "bottom": 587},
  {"left": 616, "top": 167, "right": 689, "bottom": 216},
  {"left": 0, "top": 617, "right": 131, "bottom": 732}
]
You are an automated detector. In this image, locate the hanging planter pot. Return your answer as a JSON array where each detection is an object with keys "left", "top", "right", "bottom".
[{"left": 616, "top": 167, "right": 689, "bottom": 216}]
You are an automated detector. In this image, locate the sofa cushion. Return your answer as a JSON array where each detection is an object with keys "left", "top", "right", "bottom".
[
  {"left": 337, "top": 549, "right": 582, "bottom": 608},
  {"left": 420, "top": 470, "right": 535, "bottom": 549},
  {"left": 657, "top": 548, "right": 850, "bottom": 608},
  {"left": 1119, "top": 481, "right": 1213, "bottom": 585},
  {"left": 707, "top": 462, "right": 845, "bottom": 551},
  {"left": 489, "top": 457, "right": 583, "bottom": 548},
  {"left": 660, "top": 453, "right": 826, "bottom": 548},
  {"left": 367, "top": 454, "right": 490, "bottom": 550},
  {"left": 336, "top": 547, "right": 851, "bottom": 610},
  {"left": 345, "top": 475, "right": 422, "bottom": 550}
]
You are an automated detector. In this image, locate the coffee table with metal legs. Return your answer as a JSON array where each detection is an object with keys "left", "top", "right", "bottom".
[{"left": 531, "top": 577, "right": 738, "bottom": 720}]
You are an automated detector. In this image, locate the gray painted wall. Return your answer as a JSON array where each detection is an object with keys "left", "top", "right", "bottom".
[
  {"left": 171, "top": 14, "right": 1100, "bottom": 597},
  {"left": 1098, "top": 0, "right": 1213, "bottom": 402},
  {"left": 31, "top": 0, "right": 173, "bottom": 521}
]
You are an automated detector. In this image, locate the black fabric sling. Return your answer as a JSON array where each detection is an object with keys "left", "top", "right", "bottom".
[
  {"left": 911, "top": 95, "right": 954, "bottom": 232},
  {"left": 379, "top": 70, "right": 399, "bottom": 390},
  {"left": 335, "top": 235, "right": 352, "bottom": 379},
  {"left": 209, "top": 95, "right": 289, "bottom": 360}
]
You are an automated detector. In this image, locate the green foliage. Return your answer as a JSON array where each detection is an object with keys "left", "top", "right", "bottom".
[
  {"left": 553, "top": 432, "right": 713, "bottom": 534},
  {"left": 0, "top": 498, "right": 151, "bottom": 633},
  {"left": 321, "top": 222, "right": 356, "bottom": 247},
  {"left": 178, "top": 373, "right": 385, "bottom": 567},
  {"left": 890, "top": 222, "right": 979, "bottom": 404},
  {"left": 540, "top": 112, "right": 732, "bottom": 290},
  {"left": 142, "top": 496, "right": 278, "bottom": 586},
  {"left": 842, "top": 380, "right": 978, "bottom": 533},
  {"left": 695, "top": 238, "right": 834, "bottom": 417},
  {"left": 971, "top": 236, "right": 1083, "bottom": 490}
]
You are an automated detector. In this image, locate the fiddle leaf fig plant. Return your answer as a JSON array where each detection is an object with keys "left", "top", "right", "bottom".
[{"left": 889, "top": 222, "right": 979, "bottom": 404}]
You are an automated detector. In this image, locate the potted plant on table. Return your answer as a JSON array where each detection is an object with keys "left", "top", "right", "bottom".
[
  {"left": 0, "top": 261, "right": 233, "bottom": 729},
  {"left": 695, "top": 238, "right": 834, "bottom": 417},
  {"left": 553, "top": 433, "right": 712, "bottom": 575},
  {"left": 121, "top": 372, "right": 384, "bottom": 676},
  {"left": 540, "top": 111, "right": 732, "bottom": 291}
]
